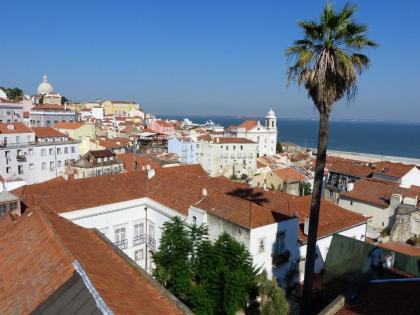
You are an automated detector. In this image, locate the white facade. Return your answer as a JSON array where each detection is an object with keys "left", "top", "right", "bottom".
[
  {"left": 167, "top": 136, "right": 197, "bottom": 164},
  {"left": 235, "top": 109, "right": 277, "bottom": 157},
  {"left": 400, "top": 167, "right": 420, "bottom": 188},
  {"left": 0, "top": 103, "right": 24, "bottom": 123},
  {"left": 0, "top": 128, "right": 80, "bottom": 184},
  {"left": 91, "top": 107, "right": 104, "bottom": 120},
  {"left": 59, "top": 197, "right": 299, "bottom": 283},
  {"left": 196, "top": 137, "right": 258, "bottom": 177}
]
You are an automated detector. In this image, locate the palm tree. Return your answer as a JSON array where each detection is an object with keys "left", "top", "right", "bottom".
[{"left": 285, "top": 3, "right": 377, "bottom": 313}]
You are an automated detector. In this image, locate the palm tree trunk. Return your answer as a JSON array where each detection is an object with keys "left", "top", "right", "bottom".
[{"left": 301, "top": 112, "right": 330, "bottom": 315}]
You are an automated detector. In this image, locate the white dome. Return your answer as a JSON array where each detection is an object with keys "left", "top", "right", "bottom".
[
  {"left": 266, "top": 108, "right": 276, "bottom": 118},
  {"left": 37, "top": 74, "right": 54, "bottom": 95}
]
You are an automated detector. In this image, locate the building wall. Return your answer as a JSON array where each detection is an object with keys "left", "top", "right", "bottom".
[
  {"left": 30, "top": 111, "right": 77, "bottom": 127},
  {"left": 196, "top": 140, "right": 257, "bottom": 177},
  {"left": 168, "top": 137, "right": 197, "bottom": 164},
  {"left": 401, "top": 167, "right": 420, "bottom": 188},
  {"left": 338, "top": 198, "right": 393, "bottom": 236},
  {"left": 236, "top": 124, "right": 277, "bottom": 157},
  {"left": 74, "top": 163, "right": 124, "bottom": 179},
  {"left": 0, "top": 104, "right": 24, "bottom": 123},
  {"left": 56, "top": 124, "right": 96, "bottom": 155},
  {"left": 298, "top": 223, "right": 367, "bottom": 282},
  {"left": 0, "top": 139, "right": 80, "bottom": 184}
]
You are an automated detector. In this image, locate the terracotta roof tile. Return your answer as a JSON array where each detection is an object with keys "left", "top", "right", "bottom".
[
  {"left": 373, "top": 161, "right": 417, "bottom": 178},
  {"left": 237, "top": 120, "right": 258, "bottom": 131},
  {"left": 273, "top": 167, "right": 307, "bottom": 182},
  {"left": 0, "top": 122, "right": 33, "bottom": 134},
  {"left": 33, "top": 127, "right": 67, "bottom": 138},
  {"left": 54, "top": 122, "right": 85, "bottom": 129},
  {"left": 378, "top": 242, "right": 420, "bottom": 257}
]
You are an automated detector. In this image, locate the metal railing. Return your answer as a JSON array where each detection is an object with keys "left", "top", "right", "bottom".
[
  {"left": 115, "top": 239, "right": 128, "bottom": 250},
  {"left": 133, "top": 234, "right": 146, "bottom": 246}
]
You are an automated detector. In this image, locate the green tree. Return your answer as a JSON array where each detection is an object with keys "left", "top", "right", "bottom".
[
  {"left": 299, "top": 181, "right": 312, "bottom": 196},
  {"left": 153, "top": 217, "right": 193, "bottom": 301},
  {"left": 257, "top": 271, "right": 289, "bottom": 315},
  {"left": 285, "top": 3, "right": 377, "bottom": 313},
  {"left": 0, "top": 87, "right": 23, "bottom": 101},
  {"left": 276, "top": 142, "right": 284, "bottom": 153}
]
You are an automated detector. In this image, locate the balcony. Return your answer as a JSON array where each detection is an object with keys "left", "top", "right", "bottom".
[
  {"left": 272, "top": 250, "right": 290, "bottom": 267},
  {"left": 115, "top": 239, "right": 128, "bottom": 250},
  {"left": 133, "top": 234, "right": 146, "bottom": 246},
  {"left": 16, "top": 155, "right": 26, "bottom": 162},
  {"left": 147, "top": 235, "right": 156, "bottom": 249}
]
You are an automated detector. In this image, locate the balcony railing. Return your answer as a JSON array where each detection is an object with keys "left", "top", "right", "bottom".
[
  {"left": 115, "top": 239, "right": 128, "bottom": 250},
  {"left": 272, "top": 250, "right": 290, "bottom": 267},
  {"left": 16, "top": 155, "right": 26, "bottom": 162},
  {"left": 133, "top": 234, "right": 146, "bottom": 246},
  {"left": 147, "top": 235, "right": 156, "bottom": 249}
]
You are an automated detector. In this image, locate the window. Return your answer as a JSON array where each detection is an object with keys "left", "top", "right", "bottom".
[
  {"left": 135, "top": 249, "right": 144, "bottom": 261},
  {"left": 149, "top": 224, "right": 155, "bottom": 239},
  {"left": 57, "top": 160, "right": 62, "bottom": 167},
  {"left": 0, "top": 203, "right": 6, "bottom": 217},
  {"left": 258, "top": 238, "right": 265, "bottom": 253},
  {"left": 57, "top": 148, "right": 61, "bottom": 155},
  {"left": 16, "top": 136, "right": 20, "bottom": 144},
  {"left": 275, "top": 232, "right": 286, "bottom": 254},
  {"left": 41, "top": 149, "right": 46, "bottom": 156},
  {"left": 42, "top": 162, "right": 46, "bottom": 170},
  {"left": 10, "top": 202, "right": 18, "bottom": 211},
  {"left": 64, "top": 147, "right": 68, "bottom": 154},
  {"left": 50, "top": 161, "right": 54, "bottom": 170},
  {"left": 233, "top": 146, "right": 236, "bottom": 150},
  {"left": 28, "top": 148, "right": 33, "bottom": 155},
  {"left": 29, "top": 163, "right": 34, "bottom": 170},
  {"left": 240, "top": 145, "right": 243, "bottom": 150},
  {"left": 134, "top": 223, "right": 144, "bottom": 237},
  {"left": 6, "top": 167, "right": 11, "bottom": 174},
  {"left": 71, "top": 146, "right": 76, "bottom": 153},
  {"left": 49, "top": 148, "right": 54, "bottom": 155},
  {"left": 192, "top": 216, "right": 197, "bottom": 223},
  {"left": 350, "top": 201, "right": 353, "bottom": 205},
  {"left": 114, "top": 227, "right": 127, "bottom": 249},
  {"left": 18, "top": 165, "right": 23, "bottom": 175}
]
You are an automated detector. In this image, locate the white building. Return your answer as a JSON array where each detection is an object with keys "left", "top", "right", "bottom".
[
  {"left": 196, "top": 136, "right": 257, "bottom": 177},
  {"left": 0, "top": 102, "right": 24, "bottom": 123},
  {"left": 0, "top": 123, "right": 80, "bottom": 184},
  {"left": 232, "top": 109, "right": 278, "bottom": 157},
  {"left": 16, "top": 166, "right": 300, "bottom": 283},
  {"left": 168, "top": 136, "right": 197, "bottom": 164}
]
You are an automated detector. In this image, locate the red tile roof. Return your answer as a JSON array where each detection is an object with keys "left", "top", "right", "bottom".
[
  {"left": 216, "top": 137, "right": 256, "bottom": 144},
  {"left": 340, "top": 178, "right": 418, "bottom": 208},
  {"left": 54, "top": 122, "right": 85, "bottom": 129},
  {"left": 117, "top": 153, "right": 161, "bottom": 172},
  {"left": 32, "top": 104, "right": 66, "bottom": 111},
  {"left": 0, "top": 122, "right": 33, "bottom": 134},
  {"left": 0, "top": 208, "right": 186, "bottom": 314},
  {"left": 273, "top": 167, "right": 307, "bottom": 182},
  {"left": 33, "top": 127, "right": 67, "bottom": 138},
  {"left": 373, "top": 161, "right": 417, "bottom": 178},
  {"left": 327, "top": 157, "right": 374, "bottom": 178},
  {"left": 237, "top": 120, "right": 258, "bottom": 131},
  {"left": 378, "top": 242, "right": 420, "bottom": 257}
]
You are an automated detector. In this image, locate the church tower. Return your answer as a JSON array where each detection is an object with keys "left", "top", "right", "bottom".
[{"left": 265, "top": 108, "right": 277, "bottom": 130}]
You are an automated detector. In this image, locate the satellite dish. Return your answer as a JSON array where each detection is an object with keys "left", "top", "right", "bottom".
[
  {"left": 202, "top": 188, "right": 208, "bottom": 197},
  {"left": 147, "top": 168, "right": 155, "bottom": 179}
]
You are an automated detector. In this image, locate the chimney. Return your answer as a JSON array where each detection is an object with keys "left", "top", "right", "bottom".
[
  {"left": 304, "top": 217, "right": 310, "bottom": 236},
  {"left": 390, "top": 194, "right": 403, "bottom": 208},
  {"left": 346, "top": 182, "right": 354, "bottom": 191}
]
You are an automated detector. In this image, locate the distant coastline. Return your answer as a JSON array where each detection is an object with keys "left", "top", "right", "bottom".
[{"left": 160, "top": 115, "right": 420, "bottom": 159}]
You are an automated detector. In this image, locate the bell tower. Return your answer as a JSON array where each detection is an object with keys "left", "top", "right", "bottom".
[{"left": 265, "top": 108, "right": 276, "bottom": 130}]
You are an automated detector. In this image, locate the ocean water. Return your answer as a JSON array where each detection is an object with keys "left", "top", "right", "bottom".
[{"left": 160, "top": 115, "right": 420, "bottom": 159}]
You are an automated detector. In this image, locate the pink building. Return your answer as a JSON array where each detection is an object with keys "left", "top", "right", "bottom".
[{"left": 147, "top": 120, "right": 176, "bottom": 136}]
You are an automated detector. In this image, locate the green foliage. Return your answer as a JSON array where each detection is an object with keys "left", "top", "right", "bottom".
[
  {"left": 299, "top": 181, "right": 312, "bottom": 196},
  {"left": 153, "top": 219, "right": 256, "bottom": 315},
  {"left": 257, "top": 271, "right": 289, "bottom": 315},
  {"left": 285, "top": 2, "right": 377, "bottom": 114},
  {"left": 0, "top": 87, "right": 23, "bottom": 101},
  {"left": 276, "top": 142, "right": 284, "bottom": 153}
]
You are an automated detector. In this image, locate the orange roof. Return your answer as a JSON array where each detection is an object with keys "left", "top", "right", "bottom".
[
  {"left": 216, "top": 137, "right": 255, "bottom": 144},
  {"left": 273, "top": 167, "right": 307, "bottom": 182},
  {"left": 0, "top": 122, "right": 33, "bottom": 134},
  {"left": 0, "top": 208, "right": 186, "bottom": 314},
  {"left": 32, "top": 104, "right": 66, "bottom": 111},
  {"left": 378, "top": 242, "right": 420, "bottom": 257},
  {"left": 340, "top": 178, "right": 418, "bottom": 208},
  {"left": 54, "top": 122, "right": 85, "bottom": 129},
  {"left": 33, "top": 127, "right": 67, "bottom": 138},
  {"left": 327, "top": 157, "right": 374, "bottom": 178},
  {"left": 117, "top": 153, "right": 161, "bottom": 173},
  {"left": 373, "top": 161, "right": 417, "bottom": 178},
  {"left": 155, "top": 120, "right": 174, "bottom": 128},
  {"left": 23, "top": 111, "right": 29, "bottom": 118},
  {"left": 237, "top": 120, "right": 258, "bottom": 131}
]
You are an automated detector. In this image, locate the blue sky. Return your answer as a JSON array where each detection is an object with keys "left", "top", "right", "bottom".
[{"left": 1, "top": 1, "right": 419, "bottom": 121}]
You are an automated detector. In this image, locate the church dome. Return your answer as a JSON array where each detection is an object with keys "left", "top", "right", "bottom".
[
  {"left": 37, "top": 74, "right": 54, "bottom": 95},
  {"left": 266, "top": 108, "right": 276, "bottom": 118}
]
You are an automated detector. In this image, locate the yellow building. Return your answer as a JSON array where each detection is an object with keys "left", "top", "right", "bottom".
[
  {"left": 54, "top": 122, "right": 96, "bottom": 155},
  {"left": 101, "top": 100, "right": 144, "bottom": 119}
]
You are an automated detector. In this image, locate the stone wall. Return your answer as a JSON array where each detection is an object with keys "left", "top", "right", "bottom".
[{"left": 390, "top": 205, "right": 420, "bottom": 242}]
